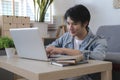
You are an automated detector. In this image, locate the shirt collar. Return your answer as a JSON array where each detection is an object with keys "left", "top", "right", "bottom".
[{"left": 66, "top": 28, "right": 95, "bottom": 45}]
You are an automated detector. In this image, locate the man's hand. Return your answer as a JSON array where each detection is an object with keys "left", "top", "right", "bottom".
[
  {"left": 46, "top": 46, "right": 63, "bottom": 55},
  {"left": 46, "top": 46, "right": 54, "bottom": 53}
]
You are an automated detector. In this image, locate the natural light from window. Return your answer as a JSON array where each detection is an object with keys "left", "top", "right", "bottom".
[{"left": 0, "top": 0, "right": 52, "bottom": 22}]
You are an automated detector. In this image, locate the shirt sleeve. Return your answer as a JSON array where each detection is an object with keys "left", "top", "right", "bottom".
[
  {"left": 81, "top": 38, "right": 107, "bottom": 60},
  {"left": 46, "top": 33, "right": 67, "bottom": 47}
]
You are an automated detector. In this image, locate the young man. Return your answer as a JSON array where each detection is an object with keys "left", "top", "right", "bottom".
[{"left": 46, "top": 4, "right": 107, "bottom": 80}]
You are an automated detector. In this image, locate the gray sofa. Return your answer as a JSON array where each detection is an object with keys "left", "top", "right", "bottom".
[{"left": 96, "top": 25, "right": 120, "bottom": 80}]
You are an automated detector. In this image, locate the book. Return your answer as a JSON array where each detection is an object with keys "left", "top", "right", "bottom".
[
  {"left": 55, "top": 59, "right": 77, "bottom": 64},
  {"left": 51, "top": 60, "right": 88, "bottom": 67},
  {"left": 51, "top": 55, "right": 84, "bottom": 62},
  {"left": 50, "top": 55, "right": 88, "bottom": 67}
]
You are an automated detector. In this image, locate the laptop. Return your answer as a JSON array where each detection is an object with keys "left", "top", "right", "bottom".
[
  {"left": 10, "top": 27, "right": 84, "bottom": 61},
  {"left": 10, "top": 27, "right": 52, "bottom": 61}
]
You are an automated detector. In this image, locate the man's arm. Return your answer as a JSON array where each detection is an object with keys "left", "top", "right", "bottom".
[{"left": 46, "top": 46, "right": 82, "bottom": 56}]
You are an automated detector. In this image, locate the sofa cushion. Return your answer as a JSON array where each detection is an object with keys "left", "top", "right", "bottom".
[
  {"left": 96, "top": 25, "right": 120, "bottom": 63},
  {"left": 97, "top": 25, "right": 120, "bottom": 52}
]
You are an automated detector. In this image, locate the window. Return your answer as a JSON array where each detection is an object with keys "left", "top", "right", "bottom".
[
  {"left": 1, "top": 0, "right": 12, "bottom": 15},
  {"left": 0, "top": 0, "right": 52, "bottom": 22}
]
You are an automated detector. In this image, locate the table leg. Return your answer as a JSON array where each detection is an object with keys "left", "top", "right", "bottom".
[{"left": 101, "top": 70, "right": 112, "bottom": 80}]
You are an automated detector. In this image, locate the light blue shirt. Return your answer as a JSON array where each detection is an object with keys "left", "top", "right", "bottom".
[
  {"left": 48, "top": 28, "right": 107, "bottom": 80},
  {"left": 49, "top": 29, "right": 107, "bottom": 60}
]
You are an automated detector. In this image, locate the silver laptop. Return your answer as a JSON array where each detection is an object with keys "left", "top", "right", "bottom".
[
  {"left": 10, "top": 28, "right": 81, "bottom": 61},
  {"left": 10, "top": 27, "right": 52, "bottom": 61}
]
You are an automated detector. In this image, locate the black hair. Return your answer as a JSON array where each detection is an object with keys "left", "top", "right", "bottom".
[{"left": 64, "top": 4, "right": 91, "bottom": 26}]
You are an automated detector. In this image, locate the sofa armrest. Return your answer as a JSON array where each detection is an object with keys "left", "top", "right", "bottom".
[
  {"left": 105, "top": 52, "right": 120, "bottom": 72},
  {"left": 105, "top": 52, "right": 120, "bottom": 64}
]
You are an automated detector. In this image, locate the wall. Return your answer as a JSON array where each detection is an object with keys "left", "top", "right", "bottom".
[
  {"left": 53, "top": 0, "right": 120, "bottom": 34},
  {"left": 75, "top": 0, "right": 120, "bottom": 34},
  {"left": 53, "top": 0, "right": 76, "bottom": 16},
  {"left": 52, "top": 0, "right": 75, "bottom": 27}
]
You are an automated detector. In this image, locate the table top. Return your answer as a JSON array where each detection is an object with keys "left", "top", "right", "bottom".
[{"left": 0, "top": 56, "right": 112, "bottom": 80}]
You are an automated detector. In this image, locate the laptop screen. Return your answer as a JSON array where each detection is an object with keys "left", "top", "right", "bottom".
[{"left": 10, "top": 28, "right": 49, "bottom": 61}]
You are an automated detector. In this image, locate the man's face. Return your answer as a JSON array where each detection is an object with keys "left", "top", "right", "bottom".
[{"left": 66, "top": 17, "right": 87, "bottom": 37}]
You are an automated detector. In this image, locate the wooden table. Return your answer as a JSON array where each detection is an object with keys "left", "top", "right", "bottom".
[{"left": 0, "top": 56, "right": 112, "bottom": 80}]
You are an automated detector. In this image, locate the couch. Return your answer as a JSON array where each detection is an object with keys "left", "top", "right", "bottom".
[{"left": 96, "top": 25, "right": 120, "bottom": 80}]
